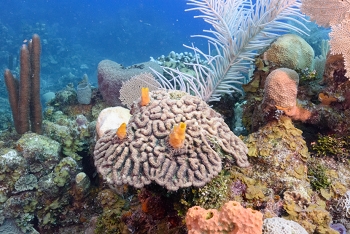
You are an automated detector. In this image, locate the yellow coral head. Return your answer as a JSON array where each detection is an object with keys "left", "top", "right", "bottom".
[
  {"left": 140, "top": 87, "right": 150, "bottom": 106},
  {"left": 116, "top": 123, "right": 127, "bottom": 140},
  {"left": 169, "top": 122, "right": 186, "bottom": 148}
]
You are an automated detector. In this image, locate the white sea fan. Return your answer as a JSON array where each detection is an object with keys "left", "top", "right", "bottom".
[{"left": 153, "top": 0, "right": 308, "bottom": 102}]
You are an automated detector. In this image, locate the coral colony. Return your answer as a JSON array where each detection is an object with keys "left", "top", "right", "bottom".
[{"left": 1, "top": 0, "right": 350, "bottom": 233}]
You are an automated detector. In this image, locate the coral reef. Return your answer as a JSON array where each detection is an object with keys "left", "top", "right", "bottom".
[
  {"left": 185, "top": 201, "right": 263, "bottom": 234},
  {"left": 154, "top": 50, "right": 204, "bottom": 77},
  {"left": 43, "top": 110, "right": 93, "bottom": 161},
  {"left": 94, "top": 89, "right": 249, "bottom": 191},
  {"left": 153, "top": 0, "right": 308, "bottom": 103},
  {"left": 178, "top": 170, "right": 231, "bottom": 212},
  {"left": 0, "top": 132, "right": 92, "bottom": 233},
  {"left": 307, "top": 158, "right": 331, "bottom": 191},
  {"left": 14, "top": 174, "right": 38, "bottom": 192},
  {"left": 244, "top": 116, "right": 309, "bottom": 193},
  {"left": 2, "top": 2, "right": 350, "bottom": 233},
  {"left": 262, "top": 68, "right": 299, "bottom": 110},
  {"left": 0, "top": 219, "right": 26, "bottom": 234},
  {"left": 94, "top": 189, "right": 128, "bottom": 234}
]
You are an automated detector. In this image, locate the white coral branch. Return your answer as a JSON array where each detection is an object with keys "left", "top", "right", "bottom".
[{"left": 154, "top": 0, "right": 308, "bottom": 102}]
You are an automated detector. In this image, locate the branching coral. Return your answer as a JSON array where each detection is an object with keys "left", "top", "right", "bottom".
[{"left": 94, "top": 90, "right": 249, "bottom": 191}]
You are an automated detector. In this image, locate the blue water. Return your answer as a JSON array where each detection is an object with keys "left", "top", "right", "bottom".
[{"left": 0, "top": 0, "right": 208, "bottom": 91}]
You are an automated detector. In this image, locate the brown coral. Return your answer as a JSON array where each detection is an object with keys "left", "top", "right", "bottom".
[{"left": 94, "top": 90, "right": 249, "bottom": 191}]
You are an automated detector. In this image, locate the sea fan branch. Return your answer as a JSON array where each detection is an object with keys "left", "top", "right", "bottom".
[{"left": 154, "top": 0, "right": 308, "bottom": 102}]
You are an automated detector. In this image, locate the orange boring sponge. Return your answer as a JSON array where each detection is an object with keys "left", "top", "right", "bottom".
[
  {"left": 318, "top": 92, "right": 337, "bottom": 105},
  {"left": 185, "top": 201, "right": 263, "bottom": 234},
  {"left": 169, "top": 122, "right": 186, "bottom": 148},
  {"left": 140, "top": 87, "right": 150, "bottom": 106},
  {"left": 116, "top": 123, "right": 127, "bottom": 140}
]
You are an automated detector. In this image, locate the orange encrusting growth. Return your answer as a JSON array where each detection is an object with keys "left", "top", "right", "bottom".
[
  {"left": 140, "top": 87, "right": 150, "bottom": 106},
  {"left": 318, "top": 92, "right": 337, "bottom": 105},
  {"left": 169, "top": 122, "right": 186, "bottom": 148},
  {"left": 116, "top": 123, "right": 127, "bottom": 140},
  {"left": 185, "top": 201, "right": 263, "bottom": 234}
]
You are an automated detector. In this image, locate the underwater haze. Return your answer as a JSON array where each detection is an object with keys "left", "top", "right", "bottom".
[{"left": 0, "top": 0, "right": 207, "bottom": 91}]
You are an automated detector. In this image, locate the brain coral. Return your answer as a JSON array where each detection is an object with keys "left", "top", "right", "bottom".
[
  {"left": 264, "top": 34, "right": 314, "bottom": 70},
  {"left": 263, "top": 217, "right": 308, "bottom": 234},
  {"left": 94, "top": 90, "right": 249, "bottom": 191}
]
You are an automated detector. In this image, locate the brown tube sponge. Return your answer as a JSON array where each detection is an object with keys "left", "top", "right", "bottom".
[
  {"left": 29, "top": 34, "right": 42, "bottom": 134},
  {"left": 4, "top": 34, "right": 43, "bottom": 134},
  {"left": 4, "top": 69, "right": 20, "bottom": 132},
  {"left": 17, "top": 44, "right": 31, "bottom": 134}
]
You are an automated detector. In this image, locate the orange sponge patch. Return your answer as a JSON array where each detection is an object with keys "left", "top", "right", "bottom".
[
  {"left": 140, "top": 87, "right": 150, "bottom": 106},
  {"left": 185, "top": 201, "right": 263, "bottom": 234},
  {"left": 169, "top": 122, "right": 186, "bottom": 148},
  {"left": 318, "top": 92, "right": 337, "bottom": 105},
  {"left": 116, "top": 123, "right": 127, "bottom": 140}
]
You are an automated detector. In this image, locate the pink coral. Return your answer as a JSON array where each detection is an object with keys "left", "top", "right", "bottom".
[
  {"left": 300, "top": 0, "right": 349, "bottom": 27},
  {"left": 262, "top": 68, "right": 311, "bottom": 122}
]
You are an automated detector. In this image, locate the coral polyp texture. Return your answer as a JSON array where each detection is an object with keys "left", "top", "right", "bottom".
[
  {"left": 262, "top": 68, "right": 299, "bottom": 110},
  {"left": 262, "top": 68, "right": 311, "bottom": 121},
  {"left": 94, "top": 90, "right": 249, "bottom": 191},
  {"left": 185, "top": 201, "right": 263, "bottom": 234},
  {"left": 264, "top": 34, "right": 314, "bottom": 70}
]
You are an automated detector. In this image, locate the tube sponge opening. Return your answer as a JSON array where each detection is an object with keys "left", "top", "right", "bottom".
[{"left": 169, "top": 122, "right": 186, "bottom": 148}]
